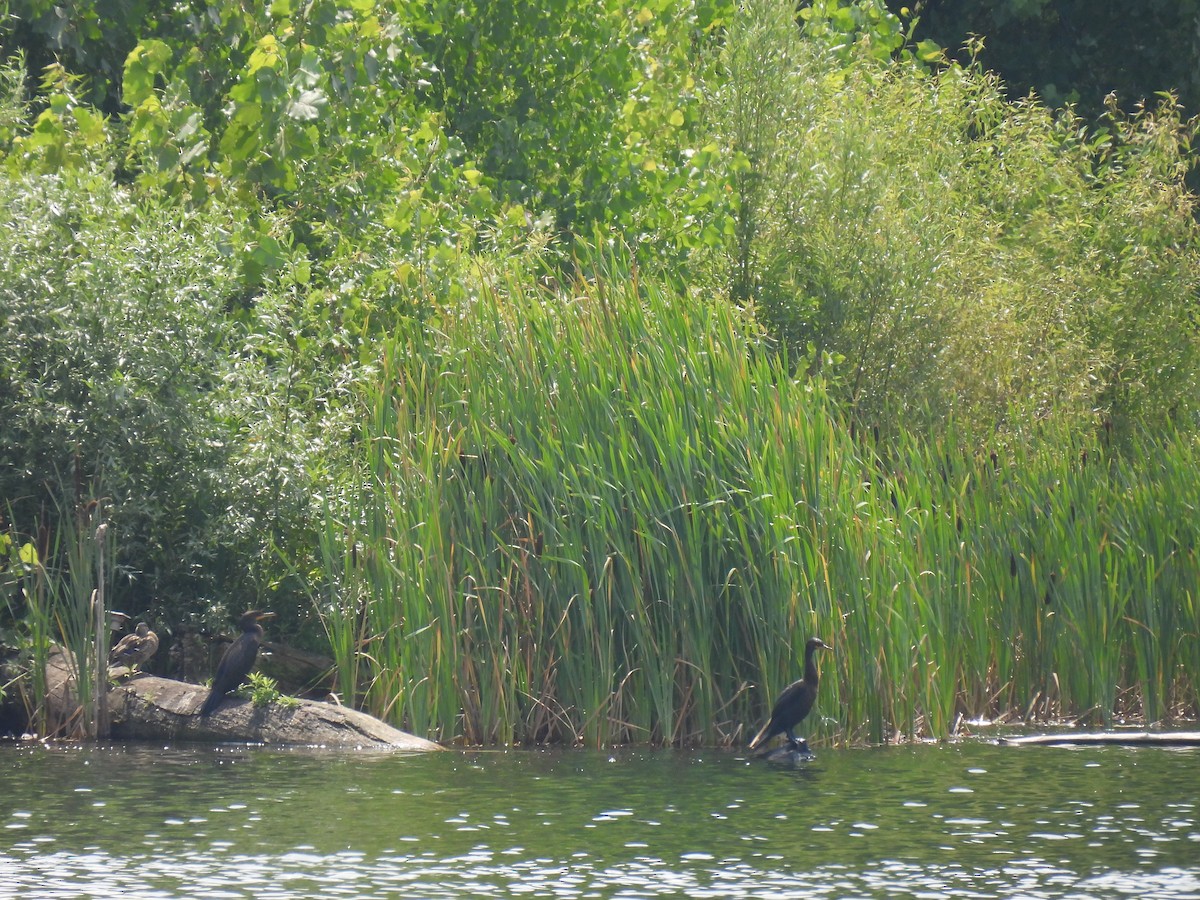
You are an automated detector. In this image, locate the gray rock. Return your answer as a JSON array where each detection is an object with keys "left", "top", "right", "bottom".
[{"left": 47, "top": 647, "right": 441, "bottom": 750}]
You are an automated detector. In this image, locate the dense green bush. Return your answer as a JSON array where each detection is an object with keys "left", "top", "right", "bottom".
[
  {"left": 0, "top": 164, "right": 373, "bottom": 637},
  {"left": 708, "top": 0, "right": 1200, "bottom": 441},
  {"left": 903, "top": 0, "right": 1200, "bottom": 119},
  {"left": 0, "top": 170, "right": 240, "bottom": 612}
]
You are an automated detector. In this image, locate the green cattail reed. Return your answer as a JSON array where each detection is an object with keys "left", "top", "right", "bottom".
[
  {"left": 7, "top": 493, "right": 115, "bottom": 739},
  {"left": 313, "top": 499, "right": 369, "bottom": 710},
  {"left": 4, "top": 522, "right": 53, "bottom": 735},
  {"left": 311, "top": 260, "right": 1200, "bottom": 746}
]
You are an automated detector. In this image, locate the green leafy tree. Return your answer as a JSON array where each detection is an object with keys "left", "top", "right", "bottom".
[
  {"left": 0, "top": 171, "right": 243, "bottom": 610},
  {"left": 708, "top": 0, "right": 1200, "bottom": 439},
  {"left": 897, "top": 0, "right": 1200, "bottom": 116},
  {"left": 414, "top": 0, "right": 734, "bottom": 260},
  {"left": 3, "top": 0, "right": 171, "bottom": 111}
]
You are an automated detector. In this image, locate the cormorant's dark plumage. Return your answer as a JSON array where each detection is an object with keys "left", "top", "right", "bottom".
[
  {"left": 749, "top": 637, "right": 830, "bottom": 752},
  {"left": 109, "top": 622, "right": 159, "bottom": 672},
  {"left": 199, "top": 610, "right": 275, "bottom": 717}
]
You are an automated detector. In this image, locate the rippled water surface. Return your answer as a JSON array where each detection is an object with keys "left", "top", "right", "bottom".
[{"left": 2, "top": 739, "right": 1198, "bottom": 898}]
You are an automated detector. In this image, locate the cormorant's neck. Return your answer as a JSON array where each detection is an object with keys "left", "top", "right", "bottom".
[{"left": 804, "top": 645, "right": 821, "bottom": 686}]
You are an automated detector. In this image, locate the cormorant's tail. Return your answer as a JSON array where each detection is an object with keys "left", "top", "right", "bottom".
[
  {"left": 747, "top": 720, "right": 773, "bottom": 752},
  {"left": 198, "top": 691, "right": 221, "bottom": 718}
]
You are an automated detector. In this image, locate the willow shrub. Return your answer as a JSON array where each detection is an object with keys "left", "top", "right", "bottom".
[
  {"left": 0, "top": 169, "right": 247, "bottom": 618},
  {"left": 314, "top": 266, "right": 1199, "bottom": 747},
  {"left": 708, "top": 0, "right": 1200, "bottom": 442}
]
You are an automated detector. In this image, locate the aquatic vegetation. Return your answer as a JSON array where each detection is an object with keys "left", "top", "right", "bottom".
[
  {"left": 312, "top": 270, "right": 1200, "bottom": 746},
  {"left": 1, "top": 495, "right": 115, "bottom": 739},
  {"left": 239, "top": 672, "right": 298, "bottom": 710}
]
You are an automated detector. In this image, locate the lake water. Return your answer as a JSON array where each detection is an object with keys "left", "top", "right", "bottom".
[{"left": 1, "top": 739, "right": 1198, "bottom": 898}]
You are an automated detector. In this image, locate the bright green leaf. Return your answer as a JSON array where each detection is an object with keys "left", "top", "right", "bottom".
[
  {"left": 123, "top": 40, "right": 172, "bottom": 108},
  {"left": 72, "top": 107, "right": 107, "bottom": 146},
  {"left": 916, "top": 39, "right": 944, "bottom": 63},
  {"left": 247, "top": 35, "right": 281, "bottom": 74},
  {"left": 288, "top": 89, "right": 327, "bottom": 121}
]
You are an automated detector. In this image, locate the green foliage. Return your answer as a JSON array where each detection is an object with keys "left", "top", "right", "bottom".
[
  {"left": 0, "top": 170, "right": 242, "bottom": 611},
  {"left": 801, "top": 0, "right": 908, "bottom": 62},
  {"left": 4, "top": 62, "right": 111, "bottom": 173},
  {"left": 5, "top": 0, "right": 738, "bottom": 280},
  {"left": 423, "top": 0, "right": 635, "bottom": 220},
  {"left": 1, "top": 494, "right": 114, "bottom": 738},
  {"left": 903, "top": 0, "right": 1200, "bottom": 117},
  {"left": 121, "top": 38, "right": 210, "bottom": 199},
  {"left": 238, "top": 671, "right": 296, "bottom": 708},
  {"left": 708, "top": 0, "right": 1200, "bottom": 440},
  {"left": 315, "top": 264, "right": 1199, "bottom": 746},
  {"left": 2, "top": 0, "right": 1200, "bottom": 746},
  {"left": 1, "top": 527, "right": 52, "bottom": 732},
  {"left": 3, "top": 0, "right": 170, "bottom": 111},
  {"left": 0, "top": 52, "right": 27, "bottom": 151},
  {"left": 417, "top": 0, "right": 732, "bottom": 254},
  {"left": 946, "top": 91, "right": 1200, "bottom": 439},
  {"left": 122, "top": 1, "right": 476, "bottom": 245}
]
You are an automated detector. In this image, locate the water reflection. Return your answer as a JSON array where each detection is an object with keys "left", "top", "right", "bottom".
[{"left": 2, "top": 742, "right": 1197, "bottom": 898}]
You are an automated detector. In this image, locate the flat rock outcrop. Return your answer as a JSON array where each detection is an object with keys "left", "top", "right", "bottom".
[{"left": 46, "top": 648, "right": 441, "bottom": 750}]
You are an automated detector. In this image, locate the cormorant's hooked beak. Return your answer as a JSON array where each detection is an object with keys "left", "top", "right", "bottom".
[{"left": 253, "top": 611, "right": 276, "bottom": 622}]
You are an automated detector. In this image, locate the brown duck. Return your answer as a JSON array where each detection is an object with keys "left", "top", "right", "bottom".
[{"left": 109, "top": 622, "right": 159, "bottom": 673}]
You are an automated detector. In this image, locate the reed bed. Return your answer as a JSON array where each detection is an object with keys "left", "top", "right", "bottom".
[
  {"left": 3, "top": 497, "right": 115, "bottom": 738},
  {"left": 315, "top": 272, "right": 1200, "bottom": 746}
]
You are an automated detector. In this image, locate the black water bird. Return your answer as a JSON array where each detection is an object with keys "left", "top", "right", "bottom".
[
  {"left": 748, "top": 637, "right": 830, "bottom": 753},
  {"left": 199, "top": 610, "right": 276, "bottom": 717},
  {"left": 109, "top": 622, "right": 159, "bottom": 673}
]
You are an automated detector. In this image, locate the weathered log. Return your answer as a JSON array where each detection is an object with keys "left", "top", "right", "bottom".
[
  {"left": 1000, "top": 731, "right": 1200, "bottom": 747},
  {"left": 47, "top": 648, "right": 441, "bottom": 750}
]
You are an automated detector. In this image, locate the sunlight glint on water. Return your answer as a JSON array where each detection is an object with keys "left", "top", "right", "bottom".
[{"left": 2, "top": 742, "right": 1198, "bottom": 898}]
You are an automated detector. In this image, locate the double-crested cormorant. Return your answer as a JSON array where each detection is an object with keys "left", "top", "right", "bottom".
[
  {"left": 748, "top": 637, "right": 830, "bottom": 752},
  {"left": 199, "top": 610, "right": 275, "bottom": 717},
  {"left": 109, "top": 622, "right": 159, "bottom": 673}
]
